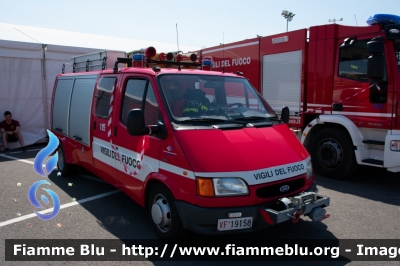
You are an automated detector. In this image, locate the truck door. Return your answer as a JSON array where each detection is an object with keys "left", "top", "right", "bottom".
[
  {"left": 334, "top": 37, "right": 393, "bottom": 129},
  {"left": 91, "top": 76, "right": 119, "bottom": 186},
  {"left": 112, "top": 75, "right": 161, "bottom": 204}
]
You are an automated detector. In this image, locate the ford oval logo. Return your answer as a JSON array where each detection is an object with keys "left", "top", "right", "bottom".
[{"left": 280, "top": 185, "right": 290, "bottom": 192}]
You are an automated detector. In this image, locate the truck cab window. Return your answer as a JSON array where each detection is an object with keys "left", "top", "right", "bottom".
[
  {"left": 95, "top": 77, "right": 116, "bottom": 118},
  {"left": 121, "top": 79, "right": 159, "bottom": 125},
  {"left": 338, "top": 40, "right": 369, "bottom": 82}
]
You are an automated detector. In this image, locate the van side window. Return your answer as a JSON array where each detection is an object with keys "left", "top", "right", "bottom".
[
  {"left": 338, "top": 40, "right": 369, "bottom": 82},
  {"left": 144, "top": 83, "right": 159, "bottom": 125},
  {"left": 95, "top": 77, "right": 116, "bottom": 118},
  {"left": 121, "top": 79, "right": 160, "bottom": 125}
]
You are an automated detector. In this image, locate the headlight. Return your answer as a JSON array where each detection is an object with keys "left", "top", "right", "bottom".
[
  {"left": 390, "top": 140, "right": 400, "bottom": 151},
  {"left": 213, "top": 178, "right": 249, "bottom": 196},
  {"left": 307, "top": 161, "right": 313, "bottom": 179}
]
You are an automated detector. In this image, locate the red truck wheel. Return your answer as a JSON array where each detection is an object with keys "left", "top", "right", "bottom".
[
  {"left": 57, "top": 145, "right": 76, "bottom": 177},
  {"left": 148, "top": 183, "right": 187, "bottom": 240},
  {"left": 308, "top": 127, "right": 358, "bottom": 179}
]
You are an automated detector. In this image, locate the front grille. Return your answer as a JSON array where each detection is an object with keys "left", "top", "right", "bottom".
[{"left": 256, "top": 178, "right": 305, "bottom": 198}]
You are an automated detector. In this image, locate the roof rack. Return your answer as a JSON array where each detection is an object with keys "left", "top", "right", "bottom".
[
  {"left": 62, "top": 46, "right": 213, "bottom": 74},
  {"left": 62, "top": 50, "right": 126, "bottom": 74}
]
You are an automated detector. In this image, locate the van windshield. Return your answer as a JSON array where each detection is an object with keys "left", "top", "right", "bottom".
[{"left": 158, "top": 74, "right": 277, "bottom": 123}]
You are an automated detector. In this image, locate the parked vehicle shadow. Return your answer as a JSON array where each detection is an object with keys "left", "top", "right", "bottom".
[{"left": 314, "top": 165, "right": 400, "bottom": 206}]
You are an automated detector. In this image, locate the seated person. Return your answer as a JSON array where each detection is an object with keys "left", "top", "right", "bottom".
[
  {"left": 1, "top": 111, "right": 26, "bottom": 153},
  {"left": 182, "top": 87, "right": 210, "bottom": 116},
  {"left": 169, "top": 88, "right": 187, "bottom": 117}
]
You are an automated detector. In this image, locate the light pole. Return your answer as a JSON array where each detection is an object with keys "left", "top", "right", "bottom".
[
  {"left": 282, "top": 10, "right": 295, "bottom": 32},
  {"left": 328, "top": 18, "right": 343, "bottom": 24}
]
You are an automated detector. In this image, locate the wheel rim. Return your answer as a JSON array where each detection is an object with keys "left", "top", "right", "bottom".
[
  {"left": 151, "top": 194, "right": 171, "bottom": 232},
  {"left": 58, "top": 148, "right": 64, "bottom": 171},
  {"left": 316, "top": 139, "right": 343, "bottom": 169}
]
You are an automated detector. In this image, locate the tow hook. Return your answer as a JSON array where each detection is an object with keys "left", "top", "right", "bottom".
[{"left": 288, "top": 209, "right": 304, "bottom": 224}]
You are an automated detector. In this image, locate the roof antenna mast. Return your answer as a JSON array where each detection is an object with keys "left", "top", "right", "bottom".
[
  {"left": 176, "top": 23, "right": 181, "bottom": 70},
  {"left": 176, "top": 23, "right": 180, "bottom": 53},
  {"left": 222, "top": 31, "right": 225, "bottom": 73}
]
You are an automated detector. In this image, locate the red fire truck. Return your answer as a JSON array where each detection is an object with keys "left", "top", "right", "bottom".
[
  {"left": 51, "top": 47, "right": 329, "bottom": 239},
  {"left": 200, "top": 14, "right": 400, "bottom": 179}
]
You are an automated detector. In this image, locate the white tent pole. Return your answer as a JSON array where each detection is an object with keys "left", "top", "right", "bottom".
[{"left": 41, "top": 44, "right": 49, "bottom": 131}]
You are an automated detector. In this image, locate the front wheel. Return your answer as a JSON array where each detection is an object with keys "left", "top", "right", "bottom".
[
  {"left": 57, "top": 145, "right": 76, "bottom": 177},
  {"left": 148, "top": 184, "right": 187, "bottom": 240},
  {"left": 308, "top": 127, "right": 358, "bottom": 179}
]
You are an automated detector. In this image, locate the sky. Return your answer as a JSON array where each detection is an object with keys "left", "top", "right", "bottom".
[{"left": 1, "top": 0, "right": 400, "bottom": 52}]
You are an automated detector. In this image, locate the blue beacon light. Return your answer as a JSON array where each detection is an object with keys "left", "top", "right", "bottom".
[
  {"left": 366, "top": 14, "right": 400, "bottom": 26},
  {"left": 202, "top": 59, "right": 212, "bottom": 66}
]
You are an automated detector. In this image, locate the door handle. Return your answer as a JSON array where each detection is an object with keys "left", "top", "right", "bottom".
[{"left": 73, "top": 136, "right": 82, "bottom": 141}]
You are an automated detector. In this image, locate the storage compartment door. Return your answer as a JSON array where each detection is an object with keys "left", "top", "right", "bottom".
[
  {"left": 52, "top": 78, "right": 74, "bottom": 135},
  {"left": 262, "top": 50, "right": 302, "bottom": 115},
  {"left": 68, "top": 76, "right": 97, "bottom": 146}
]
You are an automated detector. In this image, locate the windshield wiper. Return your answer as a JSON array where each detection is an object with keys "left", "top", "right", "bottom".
[
  {"left": 267, "top": 116, "right": 282, "bottom": 122},
  {"left": 235, "top": 115, "right": 282, "bottom": 122},
  {"left": 180, "top": 117, "right": 248, "bottom": 126},
  {"left": 234, "top": 116, "right": 282, "bottom": 127},
  {"left": 234, "top": 116, "right": 268, "bottom": 121},
  {"left": 181, "top": 117, "right": 228, "bottom": 122}
]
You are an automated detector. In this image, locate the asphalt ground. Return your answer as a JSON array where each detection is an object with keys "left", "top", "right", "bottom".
[{"left": 0, "top": 144, "right": 399, "bottom": 266}]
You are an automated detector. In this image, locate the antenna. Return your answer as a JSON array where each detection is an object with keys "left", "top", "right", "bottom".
[
  {"left": 14, "top": 28, "right": 42, "bottom": 43},
  {"left": 176, "top": 23, "right": 180, "bottom": 54},
  {"left": 222, "top": 32, "right": 225, "bottom": 73},
  {"left": 176, "top": 23, "right": 181, "bottom": 70},
  {"left": 354, "top": 14, "right": 358, "bottom": 26}
]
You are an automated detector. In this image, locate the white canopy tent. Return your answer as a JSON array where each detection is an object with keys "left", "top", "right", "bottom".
[
  {"left": 0, "top": 23, "right": 200, "bottom": 150},
  {"left": 0, "top": 39, "right": 102, "bottom": 150},
  {"left": 0, "top": 23, "right": 200, "bottom": 54}
]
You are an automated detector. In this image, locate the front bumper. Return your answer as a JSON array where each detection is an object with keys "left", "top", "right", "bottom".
[{"left": 175, "top": 185, "right": 329, "bottom": 235}]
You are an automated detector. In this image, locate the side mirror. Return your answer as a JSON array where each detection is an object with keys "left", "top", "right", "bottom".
[
  {"left": 367, "top": 38, "right": 385, "bottom": 81},
  {"left": 127, "top": 109, "right": 149, "bottom": 136},
  {"left": 281, "top": 106, "right": 289, "bottom": 123},
  {"left": 367, "top": 55, "right": 385, "bottom": 81},
  {"left": 127, "top": 109, "right": 164, "bottom": 137}
]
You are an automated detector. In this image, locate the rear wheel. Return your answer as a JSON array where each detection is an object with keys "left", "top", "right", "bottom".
[
  {"left": 57, "top": 145, "right": 76, "bottom": 177},
  {"left": 148, "top": 184, "right": 187, "bottom": 240},
  {"left": 308, "top": 127, "right": 358, "bottom": 179}
]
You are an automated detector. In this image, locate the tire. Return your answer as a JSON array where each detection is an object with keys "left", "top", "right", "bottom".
[
  {"left": 307, "top": 127, "right": 358, "bottom": 179},
  {"left": 57, "top": 145, "right": 76, "bottom": 177},
  {"left": 148, "top": 183, "right": 187, "bottom": 240}
]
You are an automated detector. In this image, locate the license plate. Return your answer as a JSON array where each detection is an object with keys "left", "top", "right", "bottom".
[{"left": 217, "top": 217, "right": 253, "bottom": 231}]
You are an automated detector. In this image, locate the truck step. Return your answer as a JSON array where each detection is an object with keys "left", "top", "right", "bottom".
[
  {"left": 362, "top": 140, "right": 385, "bottom": 145},
  {"left": 362, "top": 159, "right": 384, "bottom": 166}
]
